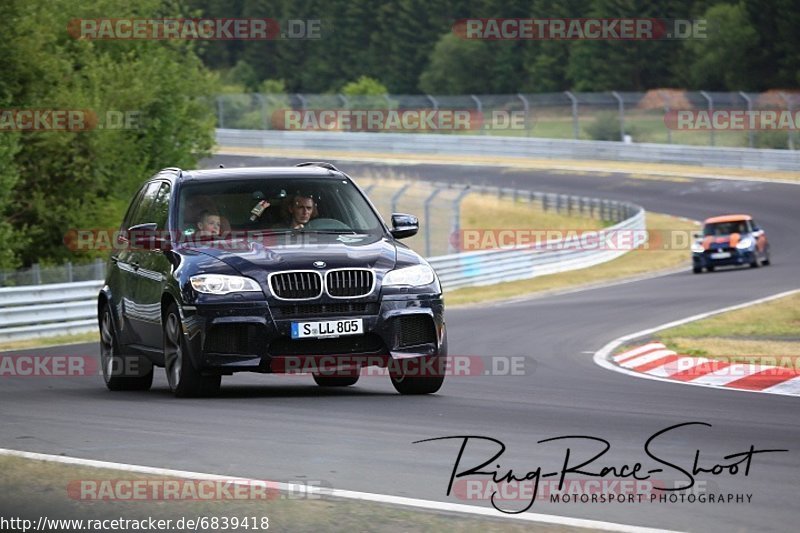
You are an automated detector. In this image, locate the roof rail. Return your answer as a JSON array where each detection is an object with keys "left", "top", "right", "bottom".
[
  {"left": 295, "top": 161, "right": 340, "bottom": 172},
  {"left": 161, "top": 167, "right": 183, "bottom": 175}
]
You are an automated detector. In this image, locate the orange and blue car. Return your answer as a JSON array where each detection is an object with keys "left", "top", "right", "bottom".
[{"left": 691, "top": 214, "right": 771, "bottom": 274}]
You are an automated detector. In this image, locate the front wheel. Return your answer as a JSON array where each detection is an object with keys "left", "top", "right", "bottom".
[
  {"left": 163, "top": 303, "right": 220, "bottom": 397},
  {"left": 693, "top": 266, "right": 702, "bottom": 274},
  {"left": 99, "top": 306, "right": 153, "bottom": 391}
]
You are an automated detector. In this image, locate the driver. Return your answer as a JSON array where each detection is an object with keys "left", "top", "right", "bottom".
[{"left": 287, "top": 194, "right": 317, "bottom": 229}]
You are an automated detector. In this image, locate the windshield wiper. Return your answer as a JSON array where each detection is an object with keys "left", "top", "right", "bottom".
[
  {"left": 300, "top": 229, "right": 359, "bottom": 235},
  {"left": 248, "top": 229, "right": 295, "bottom": 236}
]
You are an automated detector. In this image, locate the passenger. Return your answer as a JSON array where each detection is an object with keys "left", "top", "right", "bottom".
[{"left": 196, "top": 209, "right": 221, "bottom": 237}]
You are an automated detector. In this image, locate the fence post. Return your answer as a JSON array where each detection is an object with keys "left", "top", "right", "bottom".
[
  {"left": 611, "top": 91, "right": 625, "bottom": 141},
  {"left": 659, "top": 90, "right": 672, "bottom": 144},
  {"left": 517, "top": 93, "right": 531, "bottom": 137},
  {"left": 94, "top": 258, "right": 104, "bottom": 280},
  {"left": 739, "top": 91, "right": 754, "bottom": 148},
  {"left": 255, "top": 94, "right": 268, "bottom": 130},
  {"left": 470, "top": 95, "right": 484, "bottom": 134},
  {"left": 780, "top": 92, "right": 795, "bottom": 150},
  {"left": 426, "top": 94, "right": 439, "bottom": 110},
  {"left": 424, "top": 187, "right": 444, "bottom": 257},
  {"left": 66, "top": 261, "right": 73, "bottom": 283},
  {"left": 565, "top": 91, "right": 579, "bottom": 139},
  {"left": 216, "top": 96, "right": 224, "bottom": 129},
  {"left": 391, "top": 183, "right": 411, "bottom": 214},
  {"left": 450, "top": 188, "right": 471, "bottom": 254},
  {"left": 32, "top": 263, "right": 41, "bottom": 285},
  {"left": 700, "top": 91, "right": 714, "bottom": 147}
]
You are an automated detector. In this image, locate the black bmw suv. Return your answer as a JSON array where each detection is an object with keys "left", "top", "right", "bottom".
[{"left": 97, "top": 163, "right": 447, "bottom": 397}]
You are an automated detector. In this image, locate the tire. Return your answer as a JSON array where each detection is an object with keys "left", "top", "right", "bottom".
[
  {"left": 163, "top": 303, "right": 220, "bottom": 397},
  {"left": 762, "top": 248, "right": 771, "bottom": 266},
  {"left": 389, "top": 355, "right": 445, "bottom": 395},
  {"left": 749, "top": 256, "right": 760, "bottom": 268},
  {"left": 99, "top": 305, "right": 153, "bottom": 391},
  {"left": 313, "top": 373, "right": 359, "bottom": 387},
  {"left": 706, "top": 265, "right": 715, "bottom": 272},
  {"left": 693, "top": 266, "right": 702, "bottom": 274}
]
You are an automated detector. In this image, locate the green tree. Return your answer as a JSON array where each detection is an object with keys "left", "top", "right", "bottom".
[
  {"left": 419, "top": 33, "right": 493, "bottom": 94},
  {"left": 341, "top": 76, "right": 389, "bottom": 96},
  {"left": 682, "top": 2, "right": 759, "bottom": 90},
  {"left": 1, "top": 0, "right": 216, "bottom": 265}
]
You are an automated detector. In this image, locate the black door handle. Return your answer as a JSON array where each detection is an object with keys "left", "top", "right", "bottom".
[{"left": 131, "top": 262, "right": 140, "bottom": 270}]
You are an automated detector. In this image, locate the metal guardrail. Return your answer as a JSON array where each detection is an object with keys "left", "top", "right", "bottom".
[
  {"left": 217, "top": 128, "right": 800, "bottom": 171},
  {"left": 0, "top": 280, "right": 102, "bottom": 341},
  {"left": 0, "top": 191, "right": 643, "bottom": 342}
]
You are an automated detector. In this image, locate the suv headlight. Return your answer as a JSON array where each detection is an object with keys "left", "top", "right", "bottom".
[
  {"left": 383, "top": 265, "right": 435, "bottom": 287},
  {"left": 190, "top": 274, "right": 261, "bottom": 295},
  {"left": 736, "top": 237, "right": 754, "bottom": 249},
  {"left": 691, "top": 242, "right": 705, "bottom": 253}
]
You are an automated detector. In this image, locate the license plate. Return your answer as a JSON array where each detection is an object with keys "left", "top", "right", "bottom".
[
  {"left": 291, "top": 318, "right": 363, "bottom": 339},
  {"left": 710, "top": 252, "right": 731, "bottom": 259}
]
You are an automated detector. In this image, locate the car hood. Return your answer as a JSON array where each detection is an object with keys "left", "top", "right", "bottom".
[{"left": 184, "top": 233, "right": 398, "bottom": 280}]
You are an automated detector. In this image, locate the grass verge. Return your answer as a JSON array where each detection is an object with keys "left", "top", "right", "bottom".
[
  {"left": 653, "top": 292, "right": 800, "bottom": 366},
  {"left": 0, "top": 456, "right": 582, "bottom": 533},
  {"left": 445, "top": 212, "right": 697, "bottom": 306},
  {"left": 0, "top": 331, "right": 99, "bottom": 353}
]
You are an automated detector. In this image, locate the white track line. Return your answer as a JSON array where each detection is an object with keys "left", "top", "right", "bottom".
[
  {"left": 593, "top": 288, "right": 800, "bottom": 397},
  {"left": 0, "top": 448, "right": 679, "bottom": 533}
]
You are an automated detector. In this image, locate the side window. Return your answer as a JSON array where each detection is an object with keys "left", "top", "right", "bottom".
[
  {"left": 120, "top": 186, "right": 147, "bottom": 232},
  {"left": 151, "top": 182, "right": 171, "bottom": 230},
  {"left": 127, "top": 182, "right": 162, "bottom": 228}
]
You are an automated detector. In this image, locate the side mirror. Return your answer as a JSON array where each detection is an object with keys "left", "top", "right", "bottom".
[
  {"left": 390, "top": 213, "right": 419, "bottom": 239},
  {"left": 128, "top": 223, "right": 170, "bottom": 251}
]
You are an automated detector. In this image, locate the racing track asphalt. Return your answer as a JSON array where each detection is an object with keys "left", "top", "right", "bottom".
[{"left": 1, "top": 154, "right": 798, "bottom": 532}]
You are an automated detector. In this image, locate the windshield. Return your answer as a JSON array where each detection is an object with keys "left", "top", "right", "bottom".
[
  {"left": 703, "top": 221, "right": 750, "bottom": 236},
  {"left": 177, "top": 177, "right": 385, "bottom": 240}
]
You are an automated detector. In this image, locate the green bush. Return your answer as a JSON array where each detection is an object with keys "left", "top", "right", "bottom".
[
  {"left": 585, "top": 112, "right": 636, "bottom": 141},
  {"left": 754, "top": 130, "right": 790, "bottom": 149}
]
